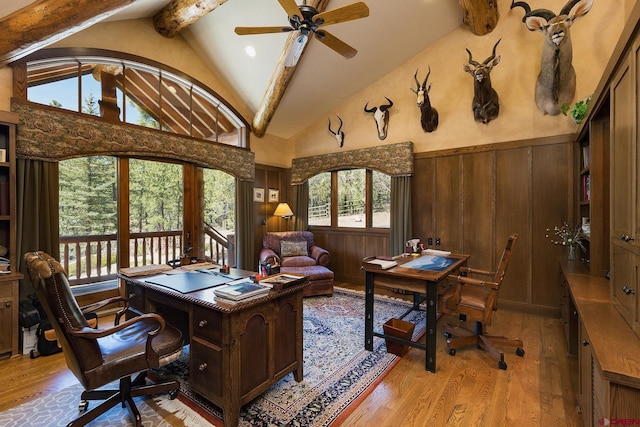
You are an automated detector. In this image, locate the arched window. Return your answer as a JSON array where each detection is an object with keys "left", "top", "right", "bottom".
[{"left": 22, "top": 49, "right": 248, "bottom": 147}]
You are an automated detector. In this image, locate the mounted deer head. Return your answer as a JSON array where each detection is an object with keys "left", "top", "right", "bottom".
[
  {"left": 364, "top": 97, "right": 393, "bottom": 140},
  {"left": 410, "top": 67, "right": 439, "bottom": 132},
  {"left": 463, "top": 39, "right": 501, "bottom": 124},
  {"left": 510, "top": 0, "right": 594, "bottom": 116},
  {"left": 327, "top": 115, "right": 345, "bottom": 147}
]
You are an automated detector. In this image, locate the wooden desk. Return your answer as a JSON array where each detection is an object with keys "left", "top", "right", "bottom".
[
  {"left": 120, "top": 270, "right": 307, "bottom": 427},
  {"left": 362, "top": 253, "right": 469, "bottom": 372}
]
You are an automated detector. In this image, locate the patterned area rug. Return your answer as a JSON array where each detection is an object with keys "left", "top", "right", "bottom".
[{"left": 0, "top": 287, "right": 426, "bottom": 426}]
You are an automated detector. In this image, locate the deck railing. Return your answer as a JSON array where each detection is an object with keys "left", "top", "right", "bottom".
[{"left": 60, "top": 226, "right": 232, "bottom": 286}]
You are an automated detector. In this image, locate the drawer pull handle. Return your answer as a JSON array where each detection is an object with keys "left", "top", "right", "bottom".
[
  {"left": 620, "top": 234, "right": 635, "bottom": 242},
  {"left": 582, "top": 340, "right": 590, "bottom": 346},
  {"left": 622, "top": 286, "right": 636, "bottom": 296},
  {"left": 198, "top": 363, "right": 207, "bottom": 371},
  {"left": 198, "top": 320, "right": 208, "bottom": 327}
]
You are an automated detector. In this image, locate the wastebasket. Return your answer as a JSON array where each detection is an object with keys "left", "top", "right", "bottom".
[{"left": 383, "top": 318, "right": 415, "bottom": 356}]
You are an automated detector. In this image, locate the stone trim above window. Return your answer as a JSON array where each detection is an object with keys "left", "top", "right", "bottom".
[
  {"left": 291, "top": 141, "right": 413, "bottom": 185},
  {"left": 11, "top": 99, "right": 255, "bottom": 181}
]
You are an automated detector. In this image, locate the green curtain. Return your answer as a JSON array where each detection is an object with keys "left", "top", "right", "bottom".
[
  {"left": 293, "top": 182, "right": 309, "bottom": 231},
  {"left": 16, "top": 158, "right": 60, "bottom": 297},
  {"left": 235, "top": 179, "right": 254, "bottom": 270},
  {"left": 390, "top": 175, "right": 411, "bottom": 256}
]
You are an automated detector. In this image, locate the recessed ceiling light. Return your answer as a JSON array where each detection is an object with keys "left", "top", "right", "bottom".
[{"left": 245, "top": 45, "right": 256, "bottom": 58}]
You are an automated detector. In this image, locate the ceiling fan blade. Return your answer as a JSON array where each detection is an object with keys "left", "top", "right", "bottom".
[
  {"left": 235, "top": 26, "right": 293, "bottom": 35},
  {"left": 278, "top": 0, "right": 302, "bottom": 20},
  {"left": 314, "top": 30, "right": 357, "bottom": 59},
  {"left": 313, "top": 2, "right": 369, "bottom": 26}
]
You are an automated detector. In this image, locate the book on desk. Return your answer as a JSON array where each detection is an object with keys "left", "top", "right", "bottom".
[
  {"left": 214, "top": 278, "right": 270, "bottom": 302},
  {"left": 362, "top": 256, "right": 397, "bottom": 270}
]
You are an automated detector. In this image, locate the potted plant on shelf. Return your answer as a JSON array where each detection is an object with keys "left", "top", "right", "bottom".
[{"left": 561, "top": 95, "right": 591, "bottom": 124}]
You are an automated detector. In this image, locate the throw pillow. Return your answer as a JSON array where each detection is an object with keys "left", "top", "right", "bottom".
[{"left": 280, "top": 241, "right": 308, "bottom": 257}]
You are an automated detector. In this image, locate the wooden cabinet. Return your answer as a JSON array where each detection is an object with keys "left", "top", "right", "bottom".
[
  {"left": 559, "top": 269, "right": 578, "bottom": 357},
  {"left": 561, "top": 263, "right": 640, "bottom": 426},
  {"left": 0, "top": 112, "right": 20, "bottom": 358}
]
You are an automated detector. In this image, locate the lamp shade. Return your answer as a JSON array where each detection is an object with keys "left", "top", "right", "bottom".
[{"left": 273, "top": 202, "right": 294, "bottom": 218}]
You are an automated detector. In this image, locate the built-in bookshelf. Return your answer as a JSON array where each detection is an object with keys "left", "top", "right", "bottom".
[
  {"left": 0, "top": 111, "right": 20, "bottom": 358},
  {"left": 574, "top": 97, "right": 610, "bottom": 277}
]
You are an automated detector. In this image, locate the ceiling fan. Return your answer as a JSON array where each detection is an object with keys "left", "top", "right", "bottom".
[{"left": 234, "top": 0, "right": 369, "bottom": 63}]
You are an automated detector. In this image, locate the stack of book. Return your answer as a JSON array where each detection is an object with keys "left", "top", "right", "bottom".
[{"left": 214, "top": 278, "right": 270, "bottom": 304}]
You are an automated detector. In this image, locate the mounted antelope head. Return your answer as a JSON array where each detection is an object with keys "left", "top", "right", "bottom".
[
  {"left": 327, "top": 115, "right": 345, "bottom": 147},
  {"left": 410, "top": 67, "right": 439, "bottom": 132},
  {"left": 510, "top": 0, "right": 594, "bottom": 116},
  {"left": 464, "top": 39, "right": 501, "bottom": 124},
  {"left": 364, "top": 97, "right": 393, "bottom": 140}
]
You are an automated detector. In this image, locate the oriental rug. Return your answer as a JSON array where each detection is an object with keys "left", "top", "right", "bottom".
[{"left": 0, "top": 287, "right": 426, "bottom": 426}]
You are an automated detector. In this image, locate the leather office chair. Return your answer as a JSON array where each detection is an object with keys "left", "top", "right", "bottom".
[
  {"left": 24, "top": 251, "right": 183, "bottom": 427},
  {"left": 439, "top": 234, "right": 524, "bottom": 370}
]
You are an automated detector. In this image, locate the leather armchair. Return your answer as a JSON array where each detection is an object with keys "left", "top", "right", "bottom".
[
  {"left": 259, "top": 231, "right": 334, "bottom": 296},
  {"left": 259, "top": 231, "right": 330, "bottom": 268},
  {"left": 24, "top": 251, "right": 183, "bottom": 427}
]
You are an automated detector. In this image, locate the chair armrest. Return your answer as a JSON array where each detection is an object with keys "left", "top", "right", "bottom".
[
  {"left": 460, "top": 266, "right": 495, "bottom": 277},
  {"left": 310, "top": 246, "right": 330, "bottom": 266},
  {"left": 453, "top": 274, "right": 500, "bottom": 290},
  {"left": 68, "top": 312, "right": 165, "bottom": 339},
  {"left": 81, "top": 296, "right": 130, "bottom": 326},
  {"left": 259, "top": 248, "right": 280, "bottom": 265}
]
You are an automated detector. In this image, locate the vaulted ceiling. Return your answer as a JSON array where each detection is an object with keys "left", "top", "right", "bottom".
[{"left": 0, "top": 0, "right": 469, "bottom": 139}]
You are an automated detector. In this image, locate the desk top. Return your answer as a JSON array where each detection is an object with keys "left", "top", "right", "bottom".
[
  {"left": 561, "top": 260, "right": 640, "bottom": 389},
  {"left": 362, "top": 253, "right": 470, "bottom": 282},
  {"left": 120, "top": 268, "right": 308, "bottom": 313}
]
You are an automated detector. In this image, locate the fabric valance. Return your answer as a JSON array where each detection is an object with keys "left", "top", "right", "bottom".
[
  {"left": 11, "top": 99, "right": 255, "bottom": 181},
  {"left": 290, "top": 141, "right": 413, "bottom": 185}
]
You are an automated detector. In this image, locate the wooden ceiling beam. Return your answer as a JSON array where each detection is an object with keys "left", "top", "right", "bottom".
[
  {"left": 0, "top": 0, "right": 136, "bottom": 66},
  {"left": 153, "top": 0, "right": 228, "bottom": 38},
  {"left": 252, "top": 0, "right": 330, "bottom": 138}
]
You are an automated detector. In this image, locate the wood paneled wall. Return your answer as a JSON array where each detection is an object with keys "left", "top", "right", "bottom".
[
  {"left": 256, "top": 135, "right": 573, "bottom": 314},
  {"left": 253, "top": 164, "right": 291, "bottom": 266}
]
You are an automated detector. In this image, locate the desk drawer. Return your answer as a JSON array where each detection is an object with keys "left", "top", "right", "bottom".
[
  {"left": 190, "top": 338, "right": 222, "bottom": 401},
  {"left": 192, "top": 305, "right": 222, "bottom": 343}
]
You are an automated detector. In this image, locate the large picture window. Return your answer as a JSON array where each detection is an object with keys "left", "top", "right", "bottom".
[{"left": 309, "top": 169, "right": 390, "bottom": 229}]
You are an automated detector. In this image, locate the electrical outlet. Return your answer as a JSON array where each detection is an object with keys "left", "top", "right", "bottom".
[
  {"left": 435, "top": 238, "right": 441, "bottom": 246},
  {"left": 427, "top": 237, "right": 433, "bottom": 246}
]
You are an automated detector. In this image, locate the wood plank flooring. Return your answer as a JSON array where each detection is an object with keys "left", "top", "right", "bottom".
[{"left": 0, "top": 283, "right": 582, "bottom": 426}]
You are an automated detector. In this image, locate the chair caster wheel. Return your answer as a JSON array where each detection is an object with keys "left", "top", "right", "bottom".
[
  {"left": 516, "top": 347, "right": 525, "bottom": 357},
  {"left": 448, "top": 348, "right": 456, "bottom": 356},
  {"left": 169, "top": 390, "right": 179, "bottom": 400},
  {"left": 444, "top": 332, "right": 452, "bottom": 339},
  {"left": 79, "top": 400, "right": 89, "bottom": 412},
  {"left": 498, "top": 361, "right": 507, "bottom": 370}
]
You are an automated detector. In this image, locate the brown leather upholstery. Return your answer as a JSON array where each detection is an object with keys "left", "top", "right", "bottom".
[
  {"left": 438, "top": 234, "right": 524, "bottom": 370},
  {"left": 24, "top": 251, "right": 183, "bottom": 426},
  {"left": 259, "top": 231, "right": 333, "bottom": 296}
]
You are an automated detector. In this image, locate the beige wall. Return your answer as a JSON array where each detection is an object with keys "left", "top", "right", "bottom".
[
  {"left": 0, "top": 1, "right": 630, "bottom": 167},
  {"left": 289, "top": 0, "right": 626, "bottom": 159}
]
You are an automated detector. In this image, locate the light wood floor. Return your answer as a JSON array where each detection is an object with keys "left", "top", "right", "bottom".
[{"left": 0, "top": 283, "right": 582, "bottom": 426}]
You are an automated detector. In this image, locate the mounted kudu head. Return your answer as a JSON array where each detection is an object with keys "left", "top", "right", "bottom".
[
  {"left": 510, "top": 0, "right": 594, "bottom": 115},
  {"left": 410, "top": 67, "right": 439, "bottom": 132},
  {"left": 364, "top": 97, "right": 393, "bottom": 140},
  {"left": 463, "top": 39, "right": 501, "bottom": 124},
  {"left": 327, "top": 115, "right": 345, "bottom": 147}
]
